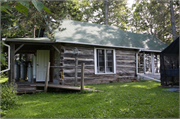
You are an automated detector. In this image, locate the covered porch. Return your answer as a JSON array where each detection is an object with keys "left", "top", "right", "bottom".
[
  {"left": 136, "top": 51, "right": 160, "bottom": 75},
  {"left": 4, "top": 38, "right": 62, "bottom": 86},
  {"left": 136, "top": 51, "right": 161, "bottom": 82}
]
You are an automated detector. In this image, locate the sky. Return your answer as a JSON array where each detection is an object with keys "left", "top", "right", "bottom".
[{"left": 127, "top": 0, "right": 135, "bottom": 8}]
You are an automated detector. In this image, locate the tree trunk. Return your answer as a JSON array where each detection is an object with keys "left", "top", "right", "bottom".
[
  {"left": 104, "top": 0, "right": 108, "bottom": 25},
  {"left": 33, "top": 25, "right": 36, "bottom": 38},
  {"left": 170, "top": 0, "right": 176, "bottom": 41}
]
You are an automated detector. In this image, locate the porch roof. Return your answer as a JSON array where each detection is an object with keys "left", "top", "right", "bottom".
[{"left": 5, "top": 37, "right": 52, "bottom": 43}]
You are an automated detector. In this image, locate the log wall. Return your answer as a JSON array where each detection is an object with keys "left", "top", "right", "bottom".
[
  {"left": 59, "top": 44, "right": 136, "bottom": 85},
  {"left": 116, "top": 49, "right": 136, "bottom": 81}
]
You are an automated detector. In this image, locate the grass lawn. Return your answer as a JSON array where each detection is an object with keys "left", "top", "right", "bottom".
[
  {"left": 0, "top": 77, "right": 8, "bottom": 84},
  {"left": 3, "top": 80, "right": 179, "bottom": 118}
]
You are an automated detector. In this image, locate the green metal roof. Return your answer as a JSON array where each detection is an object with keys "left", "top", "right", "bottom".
[
  {"left": 55, "top": 20, "right": 167, "bottom": 51},
  {"left": 5, "top": 20, "right": 167, "bottom": 51}
]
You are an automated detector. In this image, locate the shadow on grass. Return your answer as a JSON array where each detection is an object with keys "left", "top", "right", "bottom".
[{"left": 5, "top": 80, "right": 179, "bottom": 118}]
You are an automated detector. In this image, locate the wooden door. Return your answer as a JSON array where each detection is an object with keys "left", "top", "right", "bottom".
[{"left": 36, "top": 50, "right": 50, "bottom": 82}]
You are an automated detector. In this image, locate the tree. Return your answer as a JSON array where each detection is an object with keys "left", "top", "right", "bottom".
[
  {"left": 170, "top": 0, "right": 177, "bottom": 41},
  {"left": 1, "top": 0, "right": 48, "bottom": 65},
  {"left": 1, "top": 0, "right": 83, "bottom": 64},
  {"left": 130, "top": 0, "right": 179, "bottom": 44},
  {"left": 1, "top": 0, "right": 83, "bottom": 40},
  {"left": 79, "top": 0, "right": 130, "bottom": 31},
  {"left": 104, "top": 0, "right": 108, "bottom": 25}
]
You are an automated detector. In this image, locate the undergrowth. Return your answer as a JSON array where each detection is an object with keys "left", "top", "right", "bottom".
[{"left": 1, "top": 82, "right": 18, "bottom": 115}]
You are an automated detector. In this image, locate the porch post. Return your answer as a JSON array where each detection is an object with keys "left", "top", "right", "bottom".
[
  {"left": 151, "top": 53, "right": 155, "bottom": 75},
  {"left": 143, "top": 52, "right": 146, "bottom": 74},
  {"left": 9, "top": 43, "right": 15, "bottom": 83}
]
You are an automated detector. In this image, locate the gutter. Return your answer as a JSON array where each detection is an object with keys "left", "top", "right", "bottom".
[{"left": 0, "top": 39, "right": 10, "bottom": 73}]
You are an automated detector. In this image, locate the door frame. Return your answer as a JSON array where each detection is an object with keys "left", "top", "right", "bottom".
[{"left": 36, "top": 50, "right": 50, "bottom": 82}]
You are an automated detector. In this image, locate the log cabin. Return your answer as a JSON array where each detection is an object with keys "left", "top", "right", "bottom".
[{"left": 3, "top": 20, "right": 167, "bottom": 85}]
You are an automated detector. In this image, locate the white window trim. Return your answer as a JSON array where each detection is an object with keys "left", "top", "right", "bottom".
[{"left": 94, "top": 48, "right": 116, "bottom": 75}]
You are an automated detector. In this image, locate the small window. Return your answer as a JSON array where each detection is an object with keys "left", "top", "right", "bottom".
[{"left": 95, "top": 48, "right": 116, "bottom": 74}]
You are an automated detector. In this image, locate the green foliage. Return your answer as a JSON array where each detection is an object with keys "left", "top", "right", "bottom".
[
  {"left": 130, "top": 0, "right": 179, "bottom": 44},
  {"left": 15, "top": 4, "right": 28, "bottom": 16},
  {"left": 1, "top": 4, "right": 11, "bottom": 14},
  {"left": 1, "top": 53, "right": 6, "bottom": 64},
  {"left": 31, "top": 0, "right": 44, "bottom": 12},
  {"left": 3, "top": 81, "right": 179, "bottom": 118},
  {"left": 0, "top": 77, "right": 8, "bottom": 83},
  {"left": 1, "top": 0, "right": 83, "bottom": 40},
  {"left": 79, "top": 0, "right": 130, "bottom": 31},
  {"left": 1, "top": 82, "right": 18, "bottom": 110},
  {"left": 17, "top": 0, "right": 50, "bottom": 15},
  {"left": 1, "top": 43, "right": 8, "bottom": 77}
]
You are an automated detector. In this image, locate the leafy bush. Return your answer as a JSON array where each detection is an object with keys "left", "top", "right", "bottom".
[
  {"left": 1, "top": 52, "right": 8, "bottom": 77},
  {"left": 1, "top": 82, "right": 18, "bottom": 110}
]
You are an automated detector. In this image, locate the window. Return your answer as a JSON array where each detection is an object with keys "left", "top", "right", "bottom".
[
  {"left": 154, "top": 54, "right": 160, "bottom": 73},
  {"left": 94, "top": 48, "right": 116, "bottom": 74}
]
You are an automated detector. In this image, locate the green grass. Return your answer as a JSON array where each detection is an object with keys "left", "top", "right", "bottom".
[
  {"left": 3, "top": 81, "right": 179, "bottom": 118},
  {"left": 0, "top": 77, "right": 8, "bottom": 84}
]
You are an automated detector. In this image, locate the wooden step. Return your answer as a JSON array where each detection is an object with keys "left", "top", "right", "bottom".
[
  {"left": 36, "top": 90, "right": 44, "bottom": 93},
  {"left": 16, "top": 90, "right": 36, "bottom": 94},
  {"left": 16, "top": 90, "right": 44, "bottom": 94}
]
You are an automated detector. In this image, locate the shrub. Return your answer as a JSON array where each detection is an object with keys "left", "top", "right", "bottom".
[{"left": 1, "top": 82, "right": 18, "bottom": 110}]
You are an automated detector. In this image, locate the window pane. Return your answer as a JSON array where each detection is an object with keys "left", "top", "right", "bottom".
[
  {"left": 97, "top": 49, "right": 105, "bottom": 73},
  {"left": 138, "top": 53, "right": 144, "bottom": 73},
  {"left": 106, "top": 50, "right": 113, "bottom": 72},
  {"left": 154, "top": 54, "right": 160, "bottom": 73},
  {"left": 145, "top": 53, "right": 152, "bottom": 73}
]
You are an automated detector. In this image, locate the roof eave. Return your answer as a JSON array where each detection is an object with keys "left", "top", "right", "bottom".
[
  {"left": 140, "top": 49, "right": 161, "bottom": 53},
  {"left": 5, "top": 38, "right": 53, "bottom": 43},
  {"left": 56, "top": 40, "right": 161, "bottom": 52},
  {"left": 3, "top": 38, "right": 162, "bottom": 52}
]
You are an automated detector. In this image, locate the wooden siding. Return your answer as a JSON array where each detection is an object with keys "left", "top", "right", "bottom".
[
  {"left": 116, "top": 49, "right": 136, "bottom": 80},
  {"left": 58, "top": 44, "right": 136, "bottom": 85}
]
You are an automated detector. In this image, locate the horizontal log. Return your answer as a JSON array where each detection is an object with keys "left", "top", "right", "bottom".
[
  {"left": 63, "top": 49, "right": 94, "bottom": 55},
  {"left": 116, "top": 56, "right": 135, "bottom": 60},
  {"left": 64, "top": 77, "right": 97, "bottom": 81},
  {"left": 117, "top": 59, "right": 135, "bottom": 62},
  {"left": 117, "top": 65, "right": 135, "bottom": 68},
  {"left": 62, "top": 57, "right": 94, "bottom": 61},
  {"left": 62, "top": 53, "right": 94, "bottom": 59},
  {"left": 116, "top": 54, "right": 136, "bottom": 56},
  {"left": 64, "top": 72, "right": 94, "bottom": 77},
  {"left": 116, "top": 72, "right": 135, "bottom": 76},
  {"left": 116, "top": 50, "right": 136, "bottom": 55},
  {"left": 117, "top": 68, "right": 135, "bottom": 74},
  {"left": 63, "top": 69, "right": 94, "bottom": 73},
  {"left": 63, "top": 60, "right": 94, "bottom": 65},
  {"left": 94, "top": 74, "right": 118, "bottom": 78},
  {"left": 62, "top": 46, "right": 93, "bottom": 50},
  {"left": 116, "top": 70, "right": 135, "bottom": 73},
  {"left": 117, "top": 76, "right": 135, "bottom": 81},
  {"left": 64, "top": 65, "right": 94, "bottom": 69},
  {"left": 118, "top": 76, "right": 135, "bottom": 78},
  {"left": 116, "top": 67, "right": 135, "bottom": 71},
  {"left": 51, "top": 65, "right": 94, "bottom": 69},
  {"left": 116, "top": 61, "right": 135, "bottom": 65}
]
